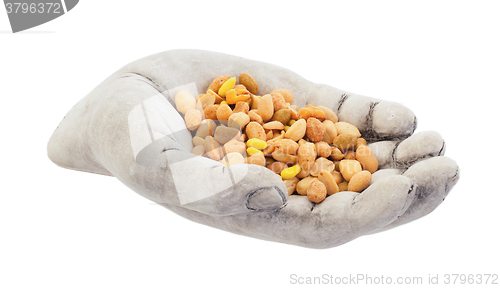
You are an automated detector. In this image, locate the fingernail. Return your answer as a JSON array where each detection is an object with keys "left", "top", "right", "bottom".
[{"left": 246, "top": 186, "right": 286, "bottom": 211}]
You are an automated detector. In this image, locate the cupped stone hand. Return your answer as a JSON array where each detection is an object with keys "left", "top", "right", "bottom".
[{"left": 47, "top": 50, "right": 459, "bottom": 249}]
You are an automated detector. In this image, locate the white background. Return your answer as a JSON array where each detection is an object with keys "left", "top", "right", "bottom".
[{"left": 1, "top": 1, "right": 499, "bottom": 287}]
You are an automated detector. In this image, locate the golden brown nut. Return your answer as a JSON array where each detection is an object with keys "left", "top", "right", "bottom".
[
  {"left": 306, "top": 117, "right": 326, "bottom": 142},
  {"left": 318, "top": 170, "right": 340, "bottom": 195},
  {"left": 307, "top": 180, "right": 327, "bottom": 203},
  {"left": 245, "top": 122, "right": 266, "bottom": 141},
  {"left": 203, "top": 104, "right": 219, "bottom": 120},
  {"left": 271, "top": 89, "right": 294, "bottom": 103},
  {"left": 356, "top": 145, "right": 379, "bottom": 173},
  {"left": 315, "top": 141, "right": 331, "bottom": 158},
  {"left": 233, "top": 101, "right": 250, "bottom": 114},
  {"left": 296, "top": 177, "right": 317, "bottom": 195},
  {"left": 208, "top": 75, "right": 230, "bottom": 94},
  {"left": 348, "top": 171, "right": 372, "bottom": 192},
  {"left": 270, "top": 92, "right": 288, "bottom": 111},
  {"left": 344, "top": 150, "right": 356, "bottom": 160}
]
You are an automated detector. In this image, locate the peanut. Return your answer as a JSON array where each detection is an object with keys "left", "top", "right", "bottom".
[
  {"left": 271, "top": 89, "right": 294, "bottom": 103},
  {"left": 284, "top": 177, "right": 300, "bottom": 196},
  {"left": 233, "top": 101, "right": 250, "bottom": 114},
  {"left": 307, "top": 180, "right": 327, "bottom": 203},
  {"left": 175, "top": 90, "right": 196, "bottom": 114},
  {"left": 221, "top": 152, "right": 246, "bottom": 166},
  {"left": 270, "top": 92, "right": 288, "bottom": 111},
  {"left": 245, "top": 122, "right": 266, "bottom": 141},
  {"left": 335, "top": 122, "right": 361, "bottom": 138},
  {"left": 204, "top": 136, "right": 223, "bottom": 161},
  {"left": 223, "top": 139, "right": 246, "bottom": 155},
  {"left": 285, "top": 119, "right": 306, "bottom": 141},
  {"left": 248, "top": 110, "right": 264, "bottom": 125},
  {"left": 214, "top": 126, "right": 241, "bottom": 144},
  {"left": 274, "top": 139, "right": 299, "bottom": 155},
  {"left": 298, "top": 106, "right": 325, "bottom": 121},
  {"left": 318, "top": 170, "right": 340, "bottom": 195},
  {"left": 348, "top": 171, "right": 372, "bottom": 192},
  {"left": 339, "top": 159, "right": 362, "bottom": 182},
  {"left": 310, "top": 157, "right": 334, "bottom": 177},
  {"left": 355, "top": 138, "right": 367, "bottom": 150},
  {"left": 195, "top": 119, "right": 217, "bottom": 139},
  {"left": 296, "top": 177, "right": 317, "bottom": 196},
  {"left": 191, "top": 145, "right": 206, "bottom": 156},
  {"left": 203, "top": 104, "right": 219, "bottom": 120},
  {"left": 192, "top": 136, "right": 205, "bottom": 147},
  {"left": 184, "top": 108, "right": 202, "bottom": 131},
  {"left": 315, "top": 141, "right": 331, "bottom": 158},
  {"left": 207, "top": 75, "right": 230, "bottom": 94},
  {"left": 247, "top": 152, "right": 266, "bottom": 166},
  {"left": 267, "top": 161, "right": 288, "bottom": 174},
  {"left": 318, "top": 106, "right": 338, "bottom": 123},
  {"left": 306, "top": 117, "right": 326, "bottom": 142},
  {"left": 338, "top": 181, "right": 349, "bottom": 192},
  {"left": 239, "top": 73, "right": 258, "bottom": 94},
  {"left": 256, "top": 94, "right": 274, "bottom": 122},
  {"left": 263, "top": 121, "right": 285, "bottom": 130},
  {"left": 199, "top": 92, "right": 216, "bottom": 108},
  {"left": 356, "top": 145, "right": 379, "bottom": 173},
  {"left": 330, "top": 147, "right": 344, "bottom": 161},
  {"left": 322, "top": 120, "right": 338, "bottom": 144},
  {"left": 297, "top": 142, "right": 316, "bottom": 176},
  {"left": 216, "top": 104, "right": 233, "bottom": 121},
  {"left": 344, "top": 150, "right": 356, "bottom": 160},
  {"left": 228, "top": 112, "right": 250, "bottom": 130}
]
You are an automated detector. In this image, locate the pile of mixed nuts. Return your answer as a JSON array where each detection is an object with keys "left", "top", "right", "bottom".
[{"left": 174, "top": 73, "right": 378, "bottom": 203}]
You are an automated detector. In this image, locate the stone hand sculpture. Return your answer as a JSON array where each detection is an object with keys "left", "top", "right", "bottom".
[{"left": 48, "top": 50, "right": 459, "bottom": 249}]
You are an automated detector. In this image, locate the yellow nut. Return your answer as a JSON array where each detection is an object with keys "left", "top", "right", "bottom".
[
  {"left": 226, "top": 88, "right": 251, "bottom": 104},
  {"left": 247, "top": 138, "right": 268, "bottom": 150},
  {"left": 281, "top": 164, "right": 302, "bottom": 180},
  {"left": 246, "top": 147, "right": 264, "bottom": 156},
  {"left": 284, "top": 125, "right": 290, "bottom": 132},
  {"left": 218, "top": 77, "right": 236, "bottom": 96},
  {"left": 220, "top": 101, "right": 228, "bottom": 105},
  {"left": 287, "top": 119, "right": 296, "bottom": 126}
]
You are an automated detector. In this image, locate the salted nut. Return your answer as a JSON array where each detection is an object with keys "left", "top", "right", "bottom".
[{"left": 174, "top": 73, "right": 380, "bottom": 203}]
